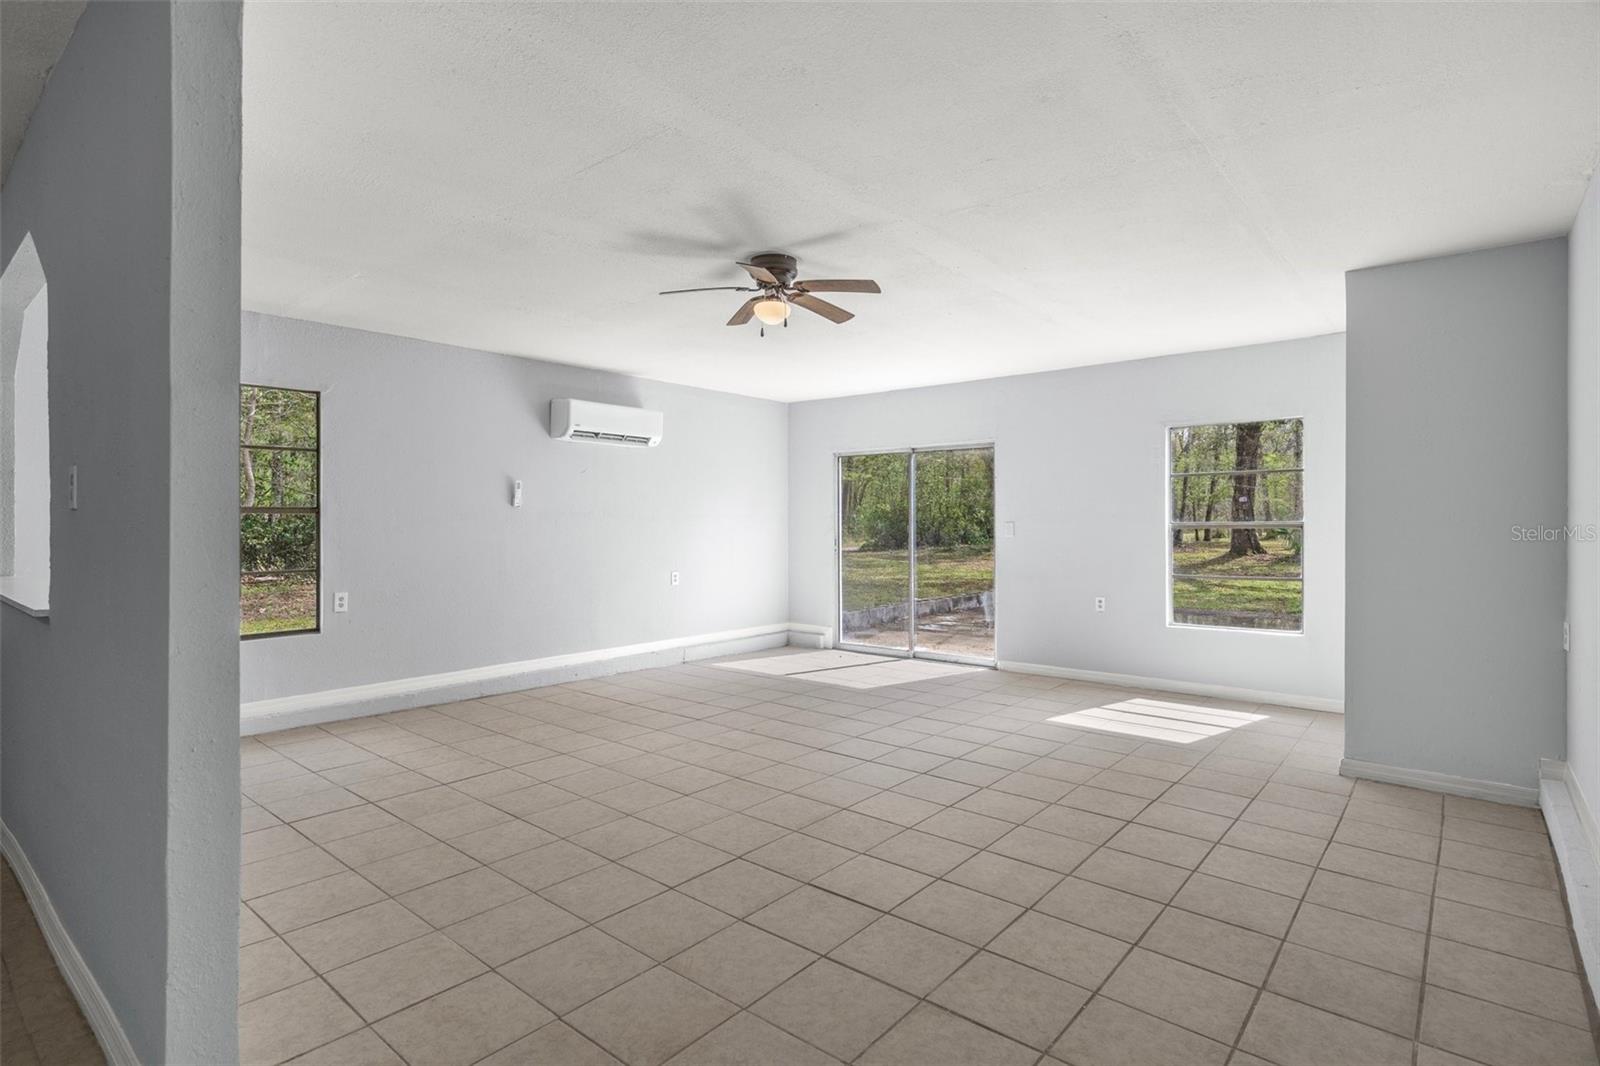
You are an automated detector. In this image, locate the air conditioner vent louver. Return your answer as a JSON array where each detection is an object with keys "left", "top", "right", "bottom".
[
  {"left": 570, "top": 430, "right": 653, "bottom": 445},
  {"left": 551, "top": 399, "right": 663, "bottom": 448}
]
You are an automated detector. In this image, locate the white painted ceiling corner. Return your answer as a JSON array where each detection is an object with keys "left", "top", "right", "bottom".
[{"left": 1, "top": 0, "right": 89, "bottom": 185}]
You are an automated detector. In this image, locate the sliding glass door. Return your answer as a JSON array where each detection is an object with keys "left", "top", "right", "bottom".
[
  {"left": 913, "top": 447, "right": 996, "bottom": 660},
  {"left": 838, "top": 452, "right": 912, "bottom": 651},
  {"left": 838, "top": 445, "right": 995, "bottom": 664}
]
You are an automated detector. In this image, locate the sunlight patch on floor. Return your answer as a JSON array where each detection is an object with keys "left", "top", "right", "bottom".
[
  {"left": 1049, "top": 697, "right": 1269, "bottom": 744},
  {"left": 715, "top": 650, "right": 887, "bottom": 676},
  {"left": 789, "top": 658, "right": 987, "bottom": 688},
  {"left": 715, "top": 652, "right": 987, "bottom": 688}
]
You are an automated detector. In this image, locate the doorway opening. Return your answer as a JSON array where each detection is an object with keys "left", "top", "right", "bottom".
[{"left": 837, "top": 445, "right": 995, "bottom": 665}]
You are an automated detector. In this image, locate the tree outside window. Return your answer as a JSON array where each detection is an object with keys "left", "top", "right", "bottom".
[
  {"left": 240, "top": 385, "right": 319, "bottom": 637},
  {"left": 1169, "top": 420, "right": 1303, "bottom": 632}
]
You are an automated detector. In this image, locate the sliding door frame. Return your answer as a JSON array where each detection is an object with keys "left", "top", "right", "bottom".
[{"left": 834, "top": 441, "right": 998, "bottom": 667}]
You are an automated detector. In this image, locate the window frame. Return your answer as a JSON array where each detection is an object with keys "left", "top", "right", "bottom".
[
  {"left": 240, "top": 384, "right": 321, "bottom": 640},
  {"left": 1165, "top": 417, "right": 1305, "bottom": 636}
]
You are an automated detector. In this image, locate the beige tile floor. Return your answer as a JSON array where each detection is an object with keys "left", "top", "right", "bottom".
[
  {"left": 2, "top": 859, "right": 107, "bottom": 1066},
  {"left": 240, "top": 649, "right": 1600, "bottom": 1066}
]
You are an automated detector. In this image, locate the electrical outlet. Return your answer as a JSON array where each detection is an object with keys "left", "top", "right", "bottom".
[
  {"left": 1564, "top": 621, "right": 1570, "bottom": 652},
  {"left": 67, "top": 464, "right": 78, "bottom": 510},
  {"left": 1004, "top": 521, "right": 1016, "bottom": 537},
  {"left": 670, "top": 571, "right": 680, "bottom": 587},
  {"left": 512, "top": 479, "right": 524, "bottom": 507},
  {"left": 334, "top": 591, "right": 349, "bottom": 613},
  {"left": 1094, "top": 596, "right": 1106, "bottom": 613}
]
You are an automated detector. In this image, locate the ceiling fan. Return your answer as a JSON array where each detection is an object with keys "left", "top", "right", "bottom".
[{"left": 659, "top": 252, "right": 881, "bottom": 335}]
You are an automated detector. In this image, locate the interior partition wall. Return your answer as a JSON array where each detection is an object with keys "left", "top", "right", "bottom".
[{"left": 837, "top": 444, "right": 996, "bottom": 664}]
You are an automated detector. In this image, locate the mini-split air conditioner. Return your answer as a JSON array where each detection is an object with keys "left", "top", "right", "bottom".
[{"left": 550, "top": 398, "right": 664, "bottom": 447}]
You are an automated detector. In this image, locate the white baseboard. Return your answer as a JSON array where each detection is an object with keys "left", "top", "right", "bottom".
[
  {"left": 241, "top": 623, "right": 832, "bottom": 735},
  {"left": 785, "top": 625, "right": 831, "bottom": 649},
  {"left": 1539, "top": 759, "right": 1600, "bottom": 998},
  {"left": 996, "top": 660, "right": 1343, "bottom": 714},
  {"left": 1339, "top": 757, "right": 1539, "bottom": 807},
  {"left": 1, "top": 824, "right": 138, "bottom": 1066}
]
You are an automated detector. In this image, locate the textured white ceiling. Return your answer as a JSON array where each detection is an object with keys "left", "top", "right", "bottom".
[
  {"left": 243, "top": 2, "right": 1599, "bottom": 401},
  {"left": 1, "top": 0, "right": 87, "bottom": 185}
]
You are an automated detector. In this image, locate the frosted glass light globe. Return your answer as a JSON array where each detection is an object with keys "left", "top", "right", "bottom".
[{"left": 753, "top": 298, "right": 791, "bottom": 326}]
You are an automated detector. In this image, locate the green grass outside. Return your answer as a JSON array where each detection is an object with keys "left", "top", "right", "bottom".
[
  {"left": 241, "top": 576, "right": 317, "bottom": 636},
  {"left": 842, "top": 545, "right": 994, "bottom": 612},
  {"left": 1171, "top": 535, "right": 1301, "bottom": 577},
  {"left": 1172, "top": 535, "right": 1302, "bottom": 623},
  {"left": 1172, "top": 577, "right": 1303, "bottom": 614}
]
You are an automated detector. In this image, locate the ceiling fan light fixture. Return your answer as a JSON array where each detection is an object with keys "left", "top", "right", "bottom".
[
  {"left": 660, "top": 254, "right": 878, "bottom": 328},
  {"left": 752, "top": 298, "right": 790, "bottom": 326}
]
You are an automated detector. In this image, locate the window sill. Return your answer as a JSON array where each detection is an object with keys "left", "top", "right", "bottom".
[
  {"left": 0, "top": 577, "right": 49, "bottom": 619},
  {"left": 1166, "top": 620, "right": 1302, "bottom": 636},
  {"left": 241, "top": 627, "right": 321, "bottom": 642}
]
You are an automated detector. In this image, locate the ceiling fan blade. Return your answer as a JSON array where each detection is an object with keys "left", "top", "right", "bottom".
[
  {"left": 736, "top": 261, "right": 780, "bottom": 286},
  {"left": 795, "top": 279, "right": 881, "bottom": 294},
  {"left": 659, "top": 286, "right": 756, "bottom": 295},
  {"left": 791, "top": 292, "right": 855, "bottom": 324},
  {"left": 727, "top": 298, "right": 759, "bottom": 326}
]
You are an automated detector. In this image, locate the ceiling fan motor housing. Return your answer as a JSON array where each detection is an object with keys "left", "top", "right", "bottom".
[{"left": 747, "top": 252, "right": 799, "bottom": 288}]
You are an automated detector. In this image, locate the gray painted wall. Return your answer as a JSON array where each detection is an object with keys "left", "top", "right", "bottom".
[
  {"left": 1346, "top": 239, "right": 1569, "bottom": 791},
  {"left": 165, "top": 3, "right": 245, "bottom": 1058},
  {"left": 239, "top": 313, "right": 789, "bottom": 703},
  {"left": 0, "top": 2, "right": 241, "bottom": 1061},
  {"left": 1571, "top": 174, "right": 1599, "bottom": 820},
  {"left": 788, "top": 334, "right": 1346, "bottom": 706}
]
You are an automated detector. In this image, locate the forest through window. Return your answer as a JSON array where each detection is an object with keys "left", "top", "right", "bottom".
[
  {"left": 1170, "top": 419, "right": 1303, "bottom": 632},
  {"left": 241, "top": 385, "right": 319, "bottom": 637}
]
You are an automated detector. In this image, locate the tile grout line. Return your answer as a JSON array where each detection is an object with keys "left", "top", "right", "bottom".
[
  {"left": 1409, "top": 798, "right": 1444, "bottom": 1066},
  {"left": 1226, "top": 747, "right": 1348, "bottom": 1063},
  {"left": 835, "top": 715, "right": 1322, "bottom": 1058},
  {"left": 1075, "top": 716, "right": 1327, "bottom": 1056}
]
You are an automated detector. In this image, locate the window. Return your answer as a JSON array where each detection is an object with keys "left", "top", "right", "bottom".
[
  {"left": 240, "top": 385, "right": 319, "bottom": 637},
  {"left": 1, "top": 233, "right": 50, "bottom": 616},
  {"left": 1169, "top": 419, "right": 1303, "bottom": 632}
]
